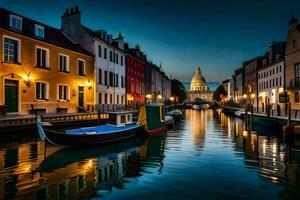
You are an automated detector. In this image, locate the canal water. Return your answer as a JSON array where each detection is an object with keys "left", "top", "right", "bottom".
[{"left": 0, "top": 109, "right": 300, "bottom": 200}]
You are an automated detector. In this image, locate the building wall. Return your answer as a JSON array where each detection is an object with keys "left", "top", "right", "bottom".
[
  {"left": 0, "top": 28, "right": 94, "bottom": 114},
  {"left": 258, "top": 60, "right": 284, "bottom": 112},
  {"left": 235, "top": 72, "right": 243, "bottom": 103},
  {"left": 94, "top": 39, "right": 126, "bottom": 110}
]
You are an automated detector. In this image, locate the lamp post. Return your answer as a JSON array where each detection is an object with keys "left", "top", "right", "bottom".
[
  {"left": 250, "top": 93, "right": 255, "bottom": 130},
  {"left": 146, "top": 94, "right": 152, "bottom": 104}
]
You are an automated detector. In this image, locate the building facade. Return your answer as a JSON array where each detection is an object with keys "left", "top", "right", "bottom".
[
  {"left": 61, "top": 7, "right": 126, "bottom": 112},
  {"left": 125, "top": 45, "right": 145, "bottom": 109},
  {"left": 243, "top": 57, "right": 263, "bottom": 109},
  {"left": 234, "top": 67, "right": 244, "bottom": 104},
  {"left": 286, "top": 17, "right": 300, "bottom": 110},
  {"left": 186, "top": 67, "right": 212, "bottom": 101},
  {"left": 258, "top": 41, "right": 286, "bottom": 113},
  {"left": 0, "top": 8, "right": 94, "bottom": 114}
]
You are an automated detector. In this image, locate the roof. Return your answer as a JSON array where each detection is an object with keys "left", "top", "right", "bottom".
[
  {"left": 0, "top": 7, "right": 92, "bottom": 56},
  {"left": 81, "top": 25, "right": 124, "bottom": 52},
  {"left": 222, "top": 79, "right": 230, "bottom": 84},
  {"left": 191, "top": 67, "right": 206, "bottom": 83}
]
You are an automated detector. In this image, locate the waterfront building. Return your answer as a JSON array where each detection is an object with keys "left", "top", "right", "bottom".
[
  {"left": 234, "top": 67, "right": 244, "bottom": 104},
  {"left": 258, "top": 41, "right": 286, "bottom": 114},
  {"left": 0, "top": 7, "right": 94, "bottom": 114},
  {"left": 61, "top": 7, "right": 126, "bottom": 112},
  {"left": 124, "top": 44, "right": 145, "bottom": 109},
  {"left": 186, "top": 67, "right": 212, "bottom": 101},
  {"left": 285, "top": 17, "right": 300, "bottom": 110},
  {"left": 243, "top": 57, "right": 264, "bottom": 110},
  {"left": 222, "top": 79, "right": 231, "bottom": 101}
]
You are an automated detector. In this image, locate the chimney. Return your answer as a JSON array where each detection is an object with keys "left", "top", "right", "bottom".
[
  {"left": 61, "top": 6, "right": 82, "bottom": 43},
  {"left": 114, "top": 32, "right": 124, "bottom": 50},
  {"left": 289, "top": 17, "right": 298, "bottom": 32},
  {"left": 107, "top": 34, "right": 113, "bottom": 44}
]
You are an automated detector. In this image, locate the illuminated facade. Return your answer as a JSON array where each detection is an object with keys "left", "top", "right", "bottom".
[
  {"left": 0, "top": 8, "right": 94, "bottom": 114},
  {"left": 187, "top": 67, "right": 212, "bottom": 101}
]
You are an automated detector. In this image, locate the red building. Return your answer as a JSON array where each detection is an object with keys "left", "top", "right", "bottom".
[{"left": 125, "top": 44, "right": 145, "bottom": 109}]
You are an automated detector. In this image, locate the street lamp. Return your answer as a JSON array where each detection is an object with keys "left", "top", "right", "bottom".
[
  {"left": 157, "top": 94, "right": 162, "bottom": 104},
  {"left": 146, "top": 94, "right": 152, "bottom": 104}
]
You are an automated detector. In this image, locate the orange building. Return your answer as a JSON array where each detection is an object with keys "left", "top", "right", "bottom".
[{"left": 0, "top": 8, "right": 94, "bottom": 114}]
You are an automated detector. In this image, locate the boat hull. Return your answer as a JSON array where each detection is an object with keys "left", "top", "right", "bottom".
[
  {"left": 39, "top": 125, "right": 144, "bottom": 146},
  {"left": 146, "top": 127, "right": 166, "bottom": 136}
]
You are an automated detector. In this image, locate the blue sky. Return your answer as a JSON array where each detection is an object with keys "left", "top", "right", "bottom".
[{"left": 1, "top": 0, "right": 299, "bottom": 82}]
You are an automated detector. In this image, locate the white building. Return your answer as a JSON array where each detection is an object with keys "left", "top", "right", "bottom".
[
  {"left": 258, "top": 60, "right": 284, "bottom": 113},
  {"left": 61, "top": 7, "right": 126, "bottom": 111}
]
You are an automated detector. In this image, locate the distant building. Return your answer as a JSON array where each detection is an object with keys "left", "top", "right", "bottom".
[
  {"left": 124, "top": 44, "right": 145, "bottom": 109},
  {"left": 258, "top": 41, "right": 286, "bottom": 113},
  {"left": 243, "top": 57, "right": 264, "bottom": 110},
  {"left": 222, "top": 79, "right": 231, "bottom": 101},
  {"left": 61, "top": 6, "right": 126, "bottom": 112},
  {"left": 286, "top": 17, "right": 300, "bottom": 110},
  {"left": 186, "top": 67, "right": 212, "bottom": 101},
  {"left": 234, "top": 67, "right": 244, "bottom": 103}
]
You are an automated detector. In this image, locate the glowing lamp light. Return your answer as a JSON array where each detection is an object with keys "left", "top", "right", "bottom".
[
  {"left": 170, "top": 96, "right": 175, "bottom": 102},
  {"left": 146, "top": 94, "right": 152, "bottom": 99},
  {"left": 250, "top": 93, "right": 255, "bottom": 99},
  {"left": 242, "top": 94, "right": 247, "bottom": 99},
  {"left": 158, "top": 94, "right": 162, "bottom": 100},
  {"left": 87, "top": 80, "right": 92, "bottom": 90},
  {"left": 24, "top": 72, "right": 31, "bottom": 88}
]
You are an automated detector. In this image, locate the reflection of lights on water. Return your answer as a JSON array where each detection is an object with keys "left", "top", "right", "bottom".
[
  {"left": 272, "top": 143, "right": 277, "bottom": 155},
  {"left": 24, "top": 164, "right": 31, "bottom": 172}
]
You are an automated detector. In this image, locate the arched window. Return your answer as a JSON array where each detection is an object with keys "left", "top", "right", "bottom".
[{"left": 295, "top": 92, "right": 300, "bottom": 103}]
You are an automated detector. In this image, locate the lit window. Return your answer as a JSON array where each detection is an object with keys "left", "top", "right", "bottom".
[
  {"left": 10, "top": 14, "right": 22, "bottom": 30},
  {"left": 35, "top": 24, "right": 44, "bottom": 38}
]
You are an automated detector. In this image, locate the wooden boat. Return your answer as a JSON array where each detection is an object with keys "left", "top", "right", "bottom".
[
  {"left": 37, "top": 111, "right": 143, "bottom": 146},
  {"left": 165, "top": 115, "right": 175, "bottom": 130},
  {"left": 138, "top": 104, "right": 165, "bottom": 136},
  {"left": 166, "top": 109, "right": 183, "bottom": 121}
]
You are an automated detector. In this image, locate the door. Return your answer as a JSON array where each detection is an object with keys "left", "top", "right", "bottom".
[
  {"left": 5, "top": 80, "right": 19, "bottom": 113},
  {"left": 78, "top": 86, "right": 84, "bottom": 108}
]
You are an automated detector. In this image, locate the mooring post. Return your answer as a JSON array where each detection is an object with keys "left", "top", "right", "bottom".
[{"left": 97, "top": 109, "right": 101, "bottom": 126}]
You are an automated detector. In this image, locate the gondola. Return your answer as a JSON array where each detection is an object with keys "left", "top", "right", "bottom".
[{"left": 37, "top": 111, "right": 144, "bottom": 146}]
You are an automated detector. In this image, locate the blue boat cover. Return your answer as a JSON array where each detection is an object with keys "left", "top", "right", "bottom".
[{"left": 65, "top": 124, "right": 140, "bottom": 135}]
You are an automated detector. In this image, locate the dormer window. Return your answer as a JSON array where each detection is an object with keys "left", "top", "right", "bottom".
[
  {"left": 10, "top": 14, "right": 22, "bottom": 30},
  {"left": 35, "top": 24, "right": 45, "bottom": 38}
]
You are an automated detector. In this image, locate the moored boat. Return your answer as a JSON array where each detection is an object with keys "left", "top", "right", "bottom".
[
  {"left": 37, "top": 111, "right": 143, "bottom": 146},
  {"left": 165, "top": 115, "right": 175, "bottom": 130},
  {"left": 166, "top": 109, "right": 183, "bottom": 121},
  {"left": 138, "top": 104, "right": 165, "bottom": 136}
]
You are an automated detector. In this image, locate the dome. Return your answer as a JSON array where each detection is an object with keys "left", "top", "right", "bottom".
[{"left": 191, "top": 67, "right": 206, "bottom": 83}]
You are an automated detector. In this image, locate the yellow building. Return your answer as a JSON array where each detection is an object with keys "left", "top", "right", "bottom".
[{"left": 0, "top": 8, "right": 94, "bottom": 114}]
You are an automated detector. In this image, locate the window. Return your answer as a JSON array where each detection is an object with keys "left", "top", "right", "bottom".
[
  {"left": 295, "top": 63, "right": 300, "bottom": 87},
  {"left": 121, "top": 76, "right": 124, "bottom": 88},
  {"left": 276, "top": 77, "right": 278, "bottom": 86},
  {"left": 36, "top": 82, "right": 49, "bottom": 100},
  {"left": 10, "top": 15, "right": 22, "bottom": 30},
  {"left": 104, "top": 93, "right": 108, "bottom": 104},
  {"left": 3, "top": 36, "right": 20, "bottom": 63},
  {"left": 35, "top": 24, "right": 44, "bottom": 38},
  {"left": 293, "top": 40, "right": 297, "bottom": 49},
  {"left": 104, "top": 70, "right": 108, "bottom": 85},
  {"left": 295, "top": 92, "right": 300, "bottom": 103},
  {"left": 109, "top": 51, "right": 113, "bottom": 62},
  {"left": 36, "top": 47, "right": 49, "bottom": 68},
  {"left": 276, "top": 67, "right": 278, "bottom": 73},
  {"left": 78, "top": 59, "right": 85, "bottom": 76},
  {"left": 98, "top": 69, "right": 102, "bottom": 84},
  {"left": 115, "top": 74, "right": 119, "bottom": 87},
  {"left": 58, "top": 84, "right": 69, "bottom": 101},
  {"left": 110, "top": 94, "right": 113, "bottom": 104},
  {"left": 109, "top": 71, "right": 114, "bottom": 86},
  {"left": 280, "top": 77, "right": 282, "bottom": 86},
  {"left": 116, "top": 53, "right": 119, "bottom": 64},
  {"left": 104, "top": 48, "right": 107, "bottom": 59},
  {"left": 98, "top": 45, "right": 101, "bottom": 57},
  {"left": 121, "top": 95, "right": 124, "bottom": 104},
  {"left": 121, "top": 55, "right": 123, "bottom": 66},
  {"left": 98, "top": 93, "right": 102, "bottom": 104},
  {"left": 58, "top": 54, "right": 69, "bottom": 72},
  {"left": 280, "top": 65, "right": 282, "bottom": 72},
  {"left": 117, "top": 95, "right": 119, "bottom": 104}
]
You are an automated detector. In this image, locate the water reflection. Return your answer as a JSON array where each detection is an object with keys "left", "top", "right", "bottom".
[{"left": 0, "top": 110, "right": 299, "bottom": 199}]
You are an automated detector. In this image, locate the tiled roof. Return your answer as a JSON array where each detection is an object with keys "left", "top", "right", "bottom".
[{"left": 0, "top": 7, "right": 92, "bottom": 56}]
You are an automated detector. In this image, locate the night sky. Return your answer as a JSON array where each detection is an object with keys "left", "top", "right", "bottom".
[{"left": 1, "top": 0, "right": 300, "bottom": 82}]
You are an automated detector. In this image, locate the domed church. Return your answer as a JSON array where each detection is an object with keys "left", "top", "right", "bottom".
[{"left": 186, "top": 67, "right": 213, "bottom": 102}]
